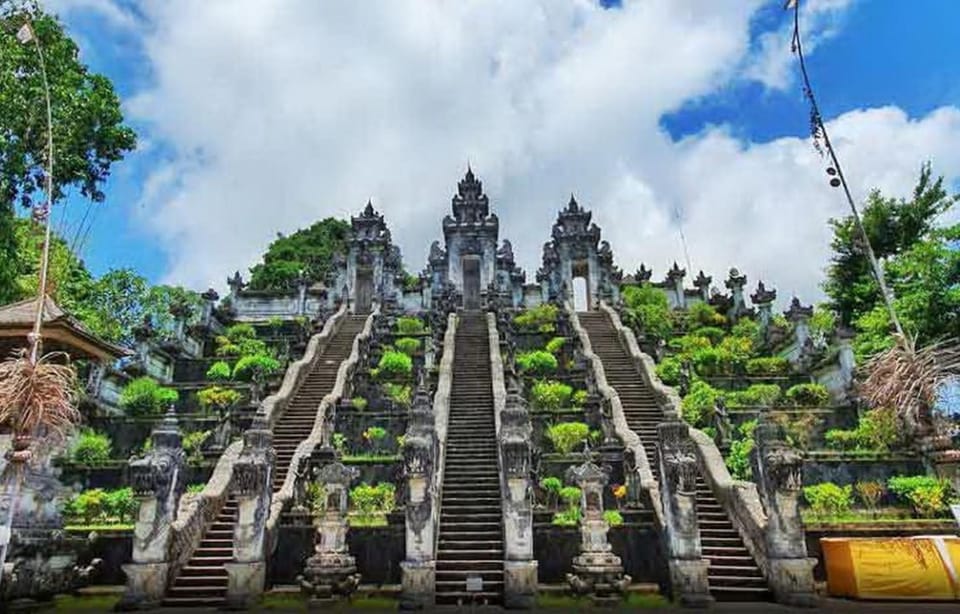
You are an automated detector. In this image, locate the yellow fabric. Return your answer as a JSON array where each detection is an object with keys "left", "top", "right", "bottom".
[{"left": 823, "top": 537, "right": 960, "bottom": 600}]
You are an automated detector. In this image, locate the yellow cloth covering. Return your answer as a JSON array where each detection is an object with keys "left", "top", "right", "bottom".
[{"left": 823, "top": 536, "right": 960, "bottom": 600}]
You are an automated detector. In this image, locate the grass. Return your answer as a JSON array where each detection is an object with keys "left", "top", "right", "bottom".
[
  {"left": 801, "top": 508, "right": 952, "bottom": 525},
  {"left": 342, "top": 454, "right": 401, "bottom": 464},
  {"left": 535, "top": 592, "right": 669, "bottom": 609},
  {"left": 348, "top": 513, "right": 390, "bottom": 528},
  {"left": 35, "top": 595, "right": 121, "bottom": 612}
]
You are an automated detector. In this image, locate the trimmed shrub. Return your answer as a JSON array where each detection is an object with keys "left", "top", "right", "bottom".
[
  {"left": 623, "top": 284, "right": 673, "bottom": 339},
  {"left": 382, "top": 383, "right": 412, "bottom": 407},
  {"left": 572, "top": 390, "right": 588, "bottom": 407},
  {"left": 681, "top": 381, "right": 720, "bottom": 427},
  {"left": 351, "top": 397, "right": 368, "bottom": 411},
  {"left": 824, "top": 428, "right": 859, "bottom": 450},
  {"left": 692, "top": 326, "right": 725, "bottom": 345},
  {"left": 603, "top": 510, "right": 624, "bottom": 527},
  {"left": 105, "top": 487, "right": 137, "bottom": 523},
  {"left": 545, "top": 336, "right": 567, "bottom": 355},
  {"left": 362, "top": 426, "right": 388, "bottom": 453},
  {"left": 552, "top": 507, "right": 581, "bottom": 526},
  {"left": 206, "top": 361, "right": 232, "bottom": 381},
  {"left": 183, "top": 430, "right": 211, "bottom": 463},
  {"left": 65, "top": 488, "right": 107, "bottom": 524},
  {"left": 656, "top": 356, "right": 683, "bottom": 386},
  {"left": 396, "top": 316, "right": 426, "bottom": 335},
  {"left": 513, "top": 304, "right": 559, "bottom": 333},
  {"left": 745, "top": 357, "right": 790, "bottom": 376},
  {"left": 686, "top": 302, "right": 726, "bottom": 327},
  {"left": 530, "top": 380, "right": 574, "bottom": 411},
  {"left": 725, "top": 384, "right": 781, "bottom": 408},
  {"left": 559, "top": 486, "right": 582, "bottom": 508},
  {"left": 784, "top": 383, "right": 829, "bottom": 407},
  {"left": 119, "top": 377, "right": 179, "bottom": 415},
  {"left": 540, "top": 476, "right": 562, "bottom": 508},
  {"left": 516, "top": 350, "right": 558, "bottom": 375},
  {"left": 70, "top": 429, "right": 112, "bottom": 465},
  {"left": 888, "top": 476, "right": 951, "bottom": 517},
  {"left": 730, "top": 318, "right": 761, "bottom": 341},
  {"left": 803, "top": 482, "right": 853, "bottom": 519},
  {"left": 770, "top": 411, "right": 822, "bottom": 449},
  {"left": 669, "top": 335, "right": 712, "bottom": 353},
  {"left": 197, "top": 386, "right": 242, "bottom": 413},
  {"left": 691, "top": 347, "right": 723, "bottom": 376},
  {"left": 377, "top": 351, "right": 413, "bottom": 379},
  {"left": 854, "top": 481, "right": 886, "bottom": 511},
  {"left": 350, "top": 482, "right": 396, "bottom": 523},
  {"left": 824, "top": 407, "right": 902, "bottom": 452},
  {"left": 215, "top": 323, "right": 267, "bottom": 357},
  {"left": 725, "top": 419, "right": 757, "bottom": 480},
  {"left": 717, "top": 336, "right": 753, "bottom": 372},
  {"left": 233, "top": 354, "right": 281, "bottom": 382},
  {"left": 546, "top": 422, "right": 590, "bottom": 455},
  {"left": 394, "top": 337, "right": 421, "bottom": 356}
]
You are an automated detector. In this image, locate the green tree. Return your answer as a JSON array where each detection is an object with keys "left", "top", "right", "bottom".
[
  {"left": 0, "top": 7, "right": 136, "bottom": 303},
  {"left": 823, "top": 164, "right": 956, "bottom": 327},
  {"left": 248, "top": 218, "right": 350, "bottom": 290}
]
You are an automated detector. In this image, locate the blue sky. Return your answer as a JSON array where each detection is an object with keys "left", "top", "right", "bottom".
[{"left": 42, "top": 0, "right": 960, "bottom": 301}]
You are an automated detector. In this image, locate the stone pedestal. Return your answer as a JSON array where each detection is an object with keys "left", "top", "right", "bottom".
[
  {"left": 300, "top": 550, "right": 360, "bottom": 606},
  {"left": 767, "top": 557, "right": 818, "bottom": 607},
  {"left": 667, "top": 558, "right": 712, "bottom": 608},
  {"left": 400, "top": 560, "right": 435, "bottom": 609},
  {"left": 224, "top": 561, "right": 266, "bottom": 610},
  {"left": 503, "top": 560, "right": 537, "bottom": 609},
  {"left": 117, "top": 562, "right": 169, "bottom": 610},
  {"left": 568, "top": 550, "right": 630, "bottom": 607}
]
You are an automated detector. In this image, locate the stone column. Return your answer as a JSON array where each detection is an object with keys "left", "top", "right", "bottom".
[
  {"left": 225, "top": 414, "right": 275, "bottom": 609},
  {"left": 834, "top": 326, "right": 856, "bottom": 396},
  {"left": 750, "top": 281, "right": 777, "bottom": 332},
  {"left": 297, "top": 271, "right": 309, "bottom": 317},
  {"left": 400, "top": 383, "right": 438, "bottom": 609},
  {"left": 298, "top": 462, "right": 361, "bottom": 604},
  {"left": 499, "top": 383, "right": 537, "bottom": 608},
  {"left": 724, "top": 268, "right": 748, "bottom": 322},
  {"left": 227, "top": 271, "right": 244, "bottom": 300},
  {"left": 693, "top": 271, "right": 711, "bottom": 304},
  {"left": 784, "top": 297, "right": 814, "bottom": 350},
  {"left": 119, "top": 408, "right": 186, "bottom": 610},
  {"left": 750, "top": 422, "right": 817, "bottom": 607},
  {"left": 657, "top": 422, "right": 712, "bottom": 607},
  {"left": 565, "top": 462, "right": 630, "bottom": 606},
  {"left": 666, "top": 262, "right": 687, "bottom": 310},
  {"left": 169, "top": 299, "right": 191, "bottom": 345},
  {"left": 200, "top": 288, "right": 219, "bottom": 327}
]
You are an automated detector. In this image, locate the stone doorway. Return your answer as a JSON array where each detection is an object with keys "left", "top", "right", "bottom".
[
  {"left": 355, "top": 268, "right": 374, "bottom": 314},
  {"left": 462, "top": 256, "right": 481, "bottom": 310},
  {"left": 572, "top": 260, "right": 591, "bottom": 311}
]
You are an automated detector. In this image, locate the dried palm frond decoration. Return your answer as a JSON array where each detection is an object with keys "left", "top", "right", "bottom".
[
  {"left": 860, "top": 336, "right": 960, "bottom": 438},
  {"left": 0, "top": 349, "right": 81, "bottom": 459}
]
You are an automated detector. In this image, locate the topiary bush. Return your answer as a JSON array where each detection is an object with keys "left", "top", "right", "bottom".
[
  {"left": 349, "top": 482, "right": 396, "bottom": 525},
  {"left": 539, "top": 476, "right": 562, "bottom": 509},
  {"left": 745, "top": 357, "right": 790, "bottom": 376},
  {"left": 603, "top": 510, "right": 624, "bottom": 527},
  {"left": 803, "top": 482, "right": 853, "bottom": 519},
  {"left": 70, "top": 429, "right": 112, "bottom": 465},
  {"left": 681, "top": 381, "right": 720, "bottom": 427},
  {"left": 854, "top": 481, "right": 886, "bottom": 513},
  {"left": 351, "top": 397, "right": 368, "bottom": 411},
  {"left": 717, "top": 336, "right": 753, "bottom": 373},
  {"left": 395, "top": 316, "right": 426, "bottom": 335},
  {"left": 690, "top": 347, "right": 723, "bottom": 376},
  {"left": 559, "top": 486, "right": 582, "bottom": 508},
  {"left": 206, "top": 361, "right": 233, "bottom": 381},
  {"left": 105, "top": 487, "right": 137, "bottom": 523},
  {"left": 215, "top": 323, "right": 267, "bottom": 357},
  {"left": 725, "top": 384, "right": 782, "bottom": 408},
  {"left": 784, "top": 383, "right": 830, "bottom": 407},
  {"left": 119, "top": 377, "right": 179, "bottom": 415},
  {"left": 182, "top": 430, "right": 211, "bottom": 463},
  {"left": 393, "top": 337, "right": 421, "bottom": 356},
  {"left": 516, "top": 350, "right": 558, "bottom": 375},
  {"left": 669, "top": 335, "right": 712, "bottom": 354},
  {"left": 546, "top": 422, "right": 590, "bottom": 455},
  {"left": 232, "top": 354, "right": 281, "bottom": 382},
  {"left": 888, "top": 475, "right": 951, "bottom": 517},
  {"left": 692, "top": 326, "right": 726, "bottom": 345},
  {"left": 685, "top": 302, "right": 726, "bottom": 327},
  {"left": 513, "top": 304, "right": 560, "bottom": 333},
  {"left": 545, "top": 336, "right": 566, "bottom": 355},
  {"left": 377, "top": 350, "right": 413, "bottom": 380},
  {"left": 197, "top": 386, "right": 242, "bottom": 414},
  {"left": 530, "top": 380, "right": 574, "bottom": 411},
  {"left": 655, "top": 356, "right": 682, "bottom": 386}
]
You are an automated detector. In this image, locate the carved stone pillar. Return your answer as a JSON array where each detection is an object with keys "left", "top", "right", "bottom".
[
  {"left": 724, "top": 268, "right": 748, "bottom": 322},
  {"left": 666, "top": 262, "right": 686, "bottom": 310},
  {"left": 298, "top": 462, "right": 361, "bottom": 604},
  {"left": 693, "top": 271, "right": 711, "bottom": 304},
  {"left": 657, "top": 422, "right": 711, "bottom": 607},
  {"left": 400, "top": 382, "right": 437, "bottom": 609},
  {"left": 835, "top": 326, "right": 856, "bottom": 398},
  {"left": 751, "top": 281, "right": 777, "bottom": 334},
  {"left": 499, "top": 382, "right": 537, "bottom": 608},
  {"left": 784, "top": 297, "right": 814, "bottom": 351},
  {"left": 565, "top": 462, "right": 629, "bottom": 606},
  {"left": 225, "top": 414, "right": 275, "bottom": 609},
  {"left": 168, "top": 299, "right": 191, "bottom": 345},
  {"left": 119, "top": 408, "right": 186, "bottom": 609},
  {"left": 751, "top": 422, "right": 817, "bottom": 607},
  {"left": 227, "top": 271, "right": 244, "bottom": 300},
  {"left": 200, "top": 288, "right": 219, "bottom": 327}
]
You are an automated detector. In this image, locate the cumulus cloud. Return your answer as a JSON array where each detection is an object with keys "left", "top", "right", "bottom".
[{"left": 66, "top": 0, "right": 960, "bottom": 306}]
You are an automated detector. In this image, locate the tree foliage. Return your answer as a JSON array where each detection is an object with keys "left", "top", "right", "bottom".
[
  {"left": 0, "top": 8, "right": 136, "bottom": 303},
  {"left": 247, "top": 217, "right": 350, "bottom": 290}
]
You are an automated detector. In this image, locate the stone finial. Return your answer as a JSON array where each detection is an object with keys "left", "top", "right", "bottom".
[
  {"left": 783, "top": 297, "right": 813, "bottom": 322},
  {"left": 227, "top": 271, "right": 244, "bottom": 295},
  {"left": 666, "top": 262, "right": 686, "bottom": 283},
  {"left": 751, "top": 280, "right": 777, "bottom": 306},
  {"left": 724, "top": 268, "right": 747, "bottom": 291},
  {"left": 132, "top": 315, "right": 155, "bottom": 343},
  {"left": 201, "top": 288, "right": 219, "bottom": 302},
  {"left": 636, "top": 264, "right": 653, "bottom": 283}
]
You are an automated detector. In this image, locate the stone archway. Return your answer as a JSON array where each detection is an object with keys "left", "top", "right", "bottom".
[
  {"left": 462, "top": 256, "right": 481, "bottom": 310},
  {"left": 355, "top": 268, "right": 374, "bottom": 314},
  {"left": 572, "top": 260, "right": 591, "bottom": 311}
]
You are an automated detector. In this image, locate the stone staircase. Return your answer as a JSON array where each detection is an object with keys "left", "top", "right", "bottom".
[
  {"left": 578, "top": 311, "right": 770, "bottom": 602},
  {"left": 435, "top": 312, "right": 504, "bottom": 606},
  {"left": 162, "top": 315, "right": 368, "bottom": 608}
]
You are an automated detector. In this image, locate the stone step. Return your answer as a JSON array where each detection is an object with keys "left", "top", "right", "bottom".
[{"left": 710, "top": 586, "right": 771, "bottom": 602}]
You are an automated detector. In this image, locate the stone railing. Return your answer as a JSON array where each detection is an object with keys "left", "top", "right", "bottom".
[
  {"left": 265, "top": 303, "right": 380, "bottom": 544},
  {"left": 262, "top": 303, "right": 348, "bottom": 428},
  {"left": 565, "top": 302, "right": 664, "bottom": 525},
  {"left": 431, "top": 313, "right": 458, "bottom": 551},
  {"left": 169, "top": 441, "right": 243, "bottom": 581},
  {"left": 597, "top": 302, "right": 815, "bottom": 606}
]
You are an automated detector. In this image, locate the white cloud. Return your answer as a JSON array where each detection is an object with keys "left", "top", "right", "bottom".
[{"left": 80, "top": 0, "right": 960, "bottom": 306}]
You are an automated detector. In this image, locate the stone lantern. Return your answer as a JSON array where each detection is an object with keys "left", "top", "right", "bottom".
[
  {"left": 298, "top": 461, "right": 361, "bottom": 604},
  {"left": 564, "top": 462, "right": 629, "bottom": 605}
]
